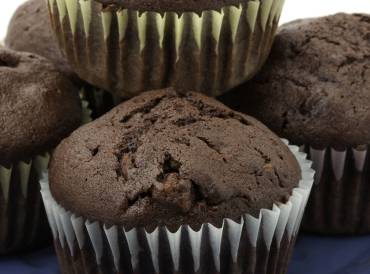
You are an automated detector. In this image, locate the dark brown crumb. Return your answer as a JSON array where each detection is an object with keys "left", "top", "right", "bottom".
[
  {"left": 50, "top": 88, "right": 300, "bottom": 231},
  {"left": 220, "top": 13, "right": 370, "bottom": 148},
  {"left": 0, "top": 48, "right": 82, "bottom": 166}
]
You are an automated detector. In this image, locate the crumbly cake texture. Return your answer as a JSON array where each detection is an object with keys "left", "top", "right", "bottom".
[
  {"left": 0, "top": 49, "right": 82, "bottom": 166},
  {"left": 5, "top": 0, "right": 78, "bottom": 82},
  {"left": 50, "top": 88, "right": 301, "bottom": 230},
  {"left": 220, "top": 13, "right": 370, "bottom": 148}
]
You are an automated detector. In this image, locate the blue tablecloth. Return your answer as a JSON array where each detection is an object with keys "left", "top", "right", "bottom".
[
  {"left": 1, "top": 235, "right": 370, "bottom": 274},
  {"left": 290, "top": 236, "right": 370, "bottom": 274}
]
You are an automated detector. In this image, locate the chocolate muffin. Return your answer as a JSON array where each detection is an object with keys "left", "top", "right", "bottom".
[
  {"left": 50, "top": 89, "right": 301, "bottom": 229},
  {"left": 5, "top": 0, "right": 117, "bottom": 117},
  {"left": 42, "top": 88, "right": 314, "bottom": 274},
  {"left": 220, "top": 13, "right": 370, "bottom": 234},
  {"left": 0, "top": 48, "right": 82, "bottom": 254},
  {"left": 5, "top": 0, "right": 76, "bottom": 82},
  {"left": 48, "top": 0, "right": 286, "bottom": 98}
]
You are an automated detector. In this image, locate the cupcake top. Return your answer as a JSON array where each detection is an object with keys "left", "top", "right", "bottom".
[
  {"left": 98, "top": 0, "right": 244, "bottom": 13},
  {"left": 5, "top": 0, "right": 78, "bottom": 83},
  {"left": 50, "top": 88, "right": 301, "bottom": 230},
  {"left": 0, "top": 49, "right": 82, "bottom": 166},
  {"left": 221, "top": 13, "right": 370, "bottom": 149}
]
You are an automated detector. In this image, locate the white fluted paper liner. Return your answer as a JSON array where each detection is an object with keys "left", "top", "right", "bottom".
[
  {"left": 48, "top": 0, "right": 285, "bottom": 97},
  {"left": 308, "top": 146, "right": 368, "bottom": 183},
  {"left": 302, "top": 145, "right": 370, "bottom": 234},
  {"left": 0, "top": 154, "right": 50, "bottom": 203},
  {"left": 49, "top": 0, "right": 284, "bottom": 53},
  {"left": 0, "top": 99, "right": 91, "bottom": 253},
  {"left": 40, "top": 140, "right": 314, "bottom": 272},
  {"left": 0, "top": 153, "right": 51, "bottom": 253},
  {"left": 80, "top": 88, "right": 122, "bottom": 118},
  {"left": 81, "top": 99, "right": 93, "bottom": 123}
]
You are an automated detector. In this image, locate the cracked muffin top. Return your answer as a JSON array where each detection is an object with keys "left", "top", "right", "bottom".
[
  {"left": 0, "top": 48, "right": 82, "bottom": 166},
  {"left": 220, "top": 13, "right": 370, "bottom": 148},
  {"left": 49, "top": 88, "right": 301, "bottom": 230}
]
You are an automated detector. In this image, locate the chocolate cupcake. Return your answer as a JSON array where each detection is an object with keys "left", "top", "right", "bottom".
[
  {"left": 0, "top": 48, "right": 83, "bottom": 254},
  {"left": 5, "top": 0, "right": 77, "bottom": 82},
  {"left": 41, "top": 88, "right": 314, "bottom": 274},
  {"left": 47, "top": 0, "right": 285, "bottom": 98},
  {"left": 5, "top": 0, "right": 115, "bottom": 118},
  {"left": 220, "top": 14, "right": 370, "bottom": 234}
]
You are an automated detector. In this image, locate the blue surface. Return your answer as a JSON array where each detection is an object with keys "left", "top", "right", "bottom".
[
  {"left": 0, "top": 235, "right": 370, "bottom": 274},
  {"left": 289, "top": 235, "right": 370, "bottom": 274},
  {"left": 0, "top": 248, "right": 58, "bottom": 274}
]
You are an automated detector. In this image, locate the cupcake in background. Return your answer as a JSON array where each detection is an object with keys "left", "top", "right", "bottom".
[
  {"left": 5, "top": 0, "right": 117, "bottom": 118},
  {"left": 5, "top": 0, "right": 77, "bottom": 83},
  {"left": 220, "top": 13, "right": 370, "bottom": 234},
  {"left": 0, "top": 48, "right": 83, "bottom": 254},
  {"left": 41, "top": 88, "right": 314, "bottom": 274},
  {"left": 48, "top": 0, "right": 286, "bottom": 98}
]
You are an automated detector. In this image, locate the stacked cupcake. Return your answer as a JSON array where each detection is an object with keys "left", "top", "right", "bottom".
[
  {"left": 46, "top": 0, "right": 285, "bottom": 97},
  {"left": 11, "top": 0, "right": 370, "bottom": 273}
]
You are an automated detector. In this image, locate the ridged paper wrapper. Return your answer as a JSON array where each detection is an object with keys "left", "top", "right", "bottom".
[
  {"left": 48, "top": 0, "right": 285, "bottom": 98},
  {"left": 40, "top": 140, "right": 314, "bottom": 274},
  {"left": 0, "top": 100, "right": 91, "bottom": 254},
  {"left": 302, "top": 146, "right": 370, "bottom": 235},
  {"left": 80, "top": 87, "right": 122, "bottom": 118}
]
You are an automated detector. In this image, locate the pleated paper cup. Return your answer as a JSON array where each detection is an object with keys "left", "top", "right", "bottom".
[
  {"left": 0, "top": 100, "right": 91, "bottom": 254},
  {"left": 40, "top": 141, "right": 314, "bottom": 274},
  {"left": 302, "top": 145, "right": 370, "bottom": 235},
  {"left": 80, "top": 86, "right": 123, "bottom": 118},
  {"left": 47, "top": 0, "right": 285, "bottom": 98},
  {"left": 0, "top": 154, "right": 51, "bottom": 254}
]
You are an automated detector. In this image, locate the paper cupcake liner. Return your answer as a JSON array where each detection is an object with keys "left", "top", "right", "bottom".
[
  {"left": 0, "top": 100, "right": 91, "bottom": 254},
  {"left": 301, "top": 145, "right": 370, "bottom": 235},
  {"left": 80, "top": 86, "right": 123, "bottom": 118},
  {"left": 81, "top": 99, "right": 93, "bottom": 124},
  {"left": 40, "top": 140, "right": 314, "bottom": 273},
  {"left": 48, "top": 0, "right": 284, "bottom": 98},
  {"left": 0, "top": 154, "right": 51, "bottom": 254}
]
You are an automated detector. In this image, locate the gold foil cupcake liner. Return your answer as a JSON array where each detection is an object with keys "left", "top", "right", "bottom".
[
  {"left": 40, "top": 140, "right": 314, "bottom": 273},
  {"left": 0, "top": 100, "right": 91, "bottom": 254},
  {"left": 48, "top": 0, "right": 285, "bottom": 98},
  {"left": 302, "top": 145, "right": 370, "bottom": 234}
]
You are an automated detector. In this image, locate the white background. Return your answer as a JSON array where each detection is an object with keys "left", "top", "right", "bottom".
[{"left": 0, "top": 0, "right": 370, "bottom": 40}]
